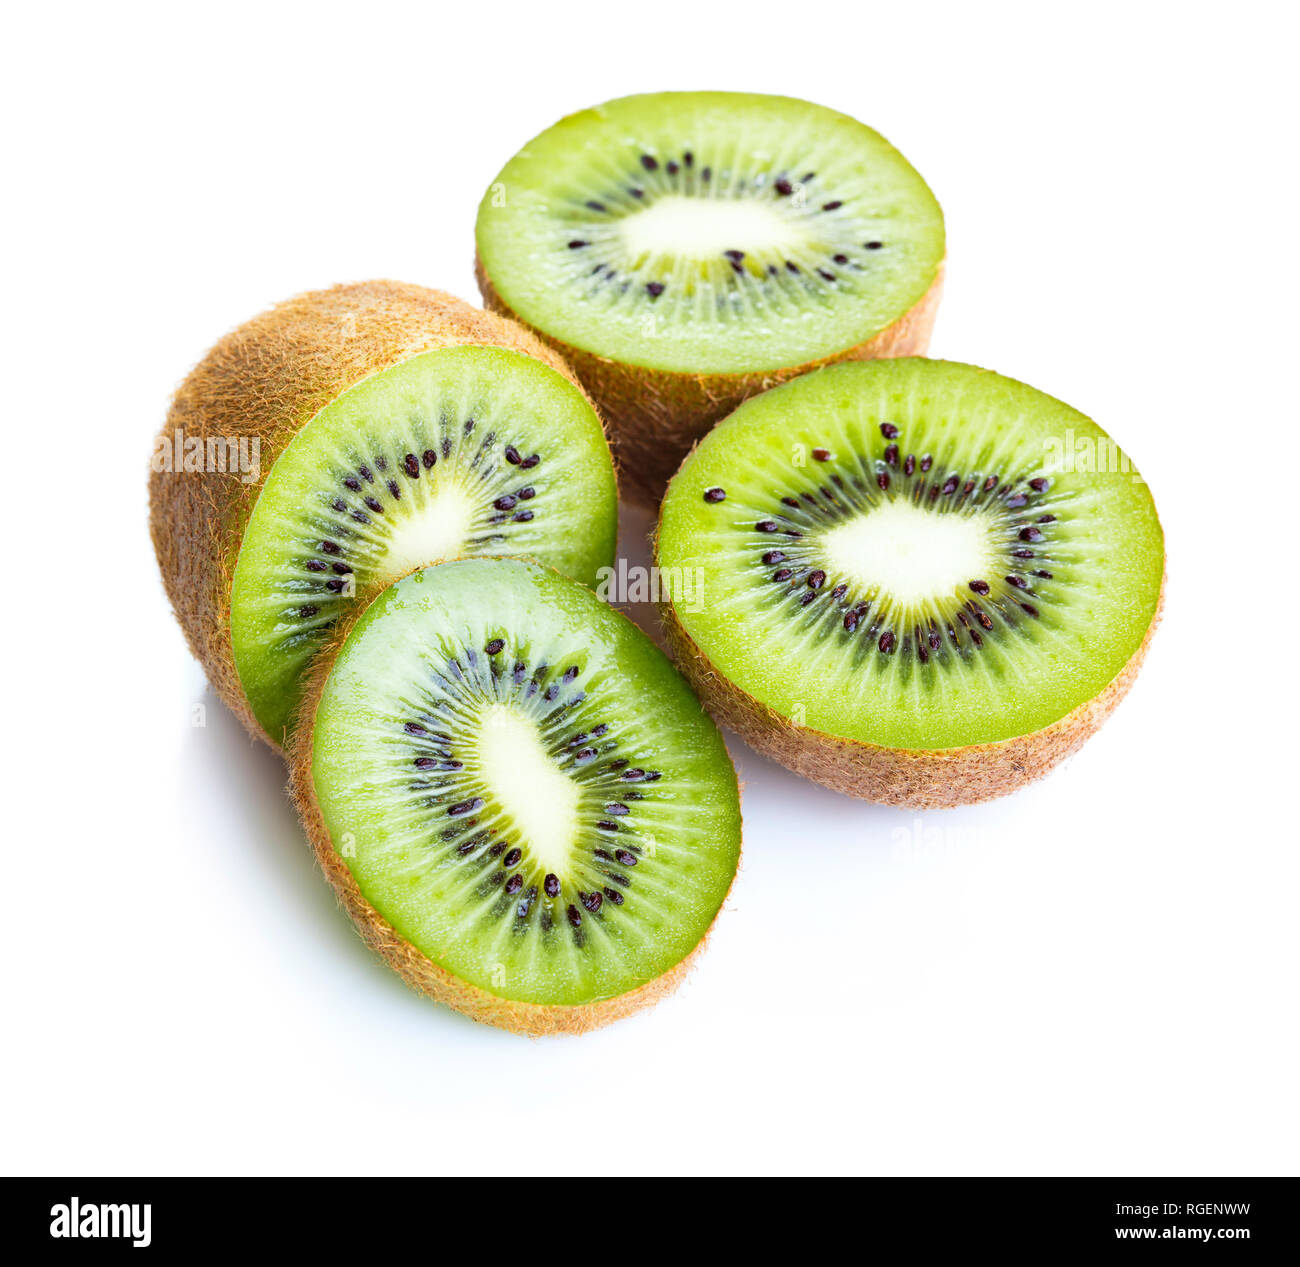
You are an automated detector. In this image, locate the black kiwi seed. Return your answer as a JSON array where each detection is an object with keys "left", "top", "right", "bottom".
[
  {"left": 773, "top": 567, "right": 793, "bottom": 581},
  {"left": 485, "top": 638, "right": 504, "bottom": 655},
  {"left": 813, "top": 448, "right": 831, "bottom": 461},
  {"left": 703, "top": 487, "right": 726, "bottom": 503},
  {"left": 762, "top": 550, "right": 785, "bottom": 565},
  {"left": 756, "top": 520, "right": 778, "bottom": 533},
  {"left": 544, "top": 874, "right": 560, "bottom": 897},
  {"left": 448, "top": 797, "right": 483, "bottom": 817},
  {"left": 646, "top": 281, "right": 665, "bottom": 298},
  {"left": 969, "top": 580, "right": 990, "bottom": 595},
  {"left": 421, "top": 449, "right": 436, "bottom": 468},
  {"left": 1019, "top": 527, "right": 1045, "bottom": 543},
  {"left": 615, "top": 849, "right": 637, "bottom": 867},
  {"left": 807, "top": 570, "right": 826, "bottom": 589},
  {"left": 504, "top": 445, "right": 521, "bottom": 465},
  {"left": 505, "top": 875, "right": 523, "bottom": 896},
  {"left": 567, "top": 904, "right": 582, "bottom": 928},
  {"left": 299, "top": 605, "right": 318, "bottom": 618},
  {"left": 403, "top": 453, "right": 420, "bottom": 478},
  {"left": 504, "top": 847, "right": 522, "bottom": 867},
  {"left": 582, "top": 890, "right": 603, "bottom": 913},
  {"left": 879, "top": 631, "right": 896, "bottom": 654},
  {"left": 568, "top": 239, "right": 589, "bottom": 249},
  {"left": 775, "top": 177, "right": 794, "bottom": 195},
  {"left": 520, "top": 453, "right": 540, "bottom": 469}
]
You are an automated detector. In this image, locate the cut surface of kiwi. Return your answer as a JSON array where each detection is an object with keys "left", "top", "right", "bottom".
[
  {"left": 477, "top": 92, "right": 943, "bottom": 375},
  {"left": 657, "top": 359, "right": 1164, "bottom": 806},
  {"left": 292, "top": 558, "right": 742, "bottom": 1034},
  {"left": 230, "top": 345, "right": 616, "bottom": 739}
]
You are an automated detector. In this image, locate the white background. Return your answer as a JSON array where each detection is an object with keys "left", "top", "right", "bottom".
[{"left": 3, "top": 1, "right": 1295, "bottom": 1177}]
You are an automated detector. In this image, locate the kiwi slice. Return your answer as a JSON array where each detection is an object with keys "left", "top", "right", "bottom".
[
  {"left": 476, "top": 91, "right": 945, "bottom": 503},
  {"left": 289, "top": 557, "right": 742, "bottom": 1035},
  {"left": 149, "top": 281, "right": 617, "bottom": 748},
  {"left": 657, "top": 359, "right": 1165, "bottom": 808}
]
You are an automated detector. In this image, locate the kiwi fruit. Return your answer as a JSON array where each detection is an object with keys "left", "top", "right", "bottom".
[
  {"left": 656, "top": 358, "right": 1165, "bottom": 808},
  {"left": 149, "top": 280, "right": 618, "bottom": 748},
  {"left": 475, "top": 91, "right": 945, "bottom": 504},
  {"left": 288, "top": 557, "right": 742, "bottom": 1035}
]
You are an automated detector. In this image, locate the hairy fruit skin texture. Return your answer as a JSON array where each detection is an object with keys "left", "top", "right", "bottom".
[
  {"left": 148, "top": 280, "right": 605, "bottom": 751},
  {"left": 287, "top": 564, "right": 740, "bottom": 1037},
  {"left": 660, "top": 559, "right": 1163, "bottom": 809},
  {"left": 478, "top": 258, "right": 942, "bottom": 506}
]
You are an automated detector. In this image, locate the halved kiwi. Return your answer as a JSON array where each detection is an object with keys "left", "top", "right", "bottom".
[
  {"left": 656, "top": 359, "right": 1165, "bottom": 808},
  {"left": 289, "top": 557, "right": 742, "bottom": 1036},
  {"left": 149, "top": 281, "right": 617, "bottom": 747},
  {"left": 476, "top": 91, "right": 945, "bottom": 503}
]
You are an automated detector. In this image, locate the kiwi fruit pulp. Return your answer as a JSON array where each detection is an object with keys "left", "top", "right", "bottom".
[
  {"left": 230, "top": 345, "right": 616, "bottom": 740},
  {"left": 476, "top": 91, "right": 944, "bottom": 503},
  {"left": 149, "top": 281, "right": 617, "bottom": 748},
  {"left": 290, "top": 557, "right": 742, "bottom": 1035},
  {"left": 656, "top": 358, "right": 1164, "bottom": 808}
]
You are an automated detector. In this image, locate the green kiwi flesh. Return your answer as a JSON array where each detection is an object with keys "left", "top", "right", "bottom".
[
  {"left": 231, "top": 346, "right": 617, "bottom": 740},
  {"left": 304, "top": 558, "right": 741, "bottom": 1018},
  {"left": 658, "top": 359, "right": 1164, "bottom": 754},
  {"left": 476, "top": 91, "right": 944, "bottom": 375}
]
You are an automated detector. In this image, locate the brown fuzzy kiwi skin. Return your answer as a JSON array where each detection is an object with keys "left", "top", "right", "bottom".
[
  {"left": 148, "top": 280, "right": 608, "bottom": 752},
  {"left": 287, "top": 568, "right": 740, "bottom": 1038},
  {"left": 659, "top": 572, "right": 1165, "bottom": 810},
  {"left": 477, "top": 256, "right": 944, "bottom": 506}
]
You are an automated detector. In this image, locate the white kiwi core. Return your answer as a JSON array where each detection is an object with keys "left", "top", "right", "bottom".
[
  {"left": 618, "top": 194, "right": 808, "bottom": 260},
  {"left": 471, "top": 704, "right": 579, "bottom": 874},
  {"left": 378, "top": 483, "right": 476, "bottom": 581},
  {"left": 820, "top": 499, "right": 995, "bottom": 607}
]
